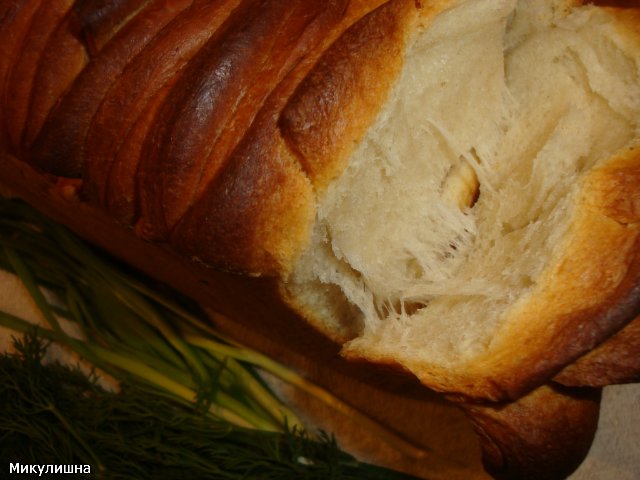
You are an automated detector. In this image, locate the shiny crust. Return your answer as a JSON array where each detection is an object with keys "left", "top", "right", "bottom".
[
  {"left": 27, "top": 0, "right": 194, "bottom": 176},
  {"left": 157, "top": 0, "right": 363, "bottom": 273},
  {"left": 83, "top": 0, "right": 242, "bottom": 209},
  {"left": 135, "top": 0, "right": 347, "bottom": 241},
  {"left": 168, "top": 0, "right": 435, "bottom": 274}
]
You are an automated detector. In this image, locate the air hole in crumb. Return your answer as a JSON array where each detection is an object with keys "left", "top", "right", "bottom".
[
  {"left": 402, "top": 300, "right": 426, "bottom": 316},
  {"left": 441, "top": 157, "right": 480, "bottom": 210}
]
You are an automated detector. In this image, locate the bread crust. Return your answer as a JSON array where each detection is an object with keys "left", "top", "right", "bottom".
[
  {"left": 168, "top": 0, "right": 463, "bottom": 275},
  {"left": 168, "top": 116, "right": 317, "bottom": 276},
  {"left": 27, "top": 0, "right": 194, "bottom": 176},
  {"left": 478, "top": 144, "right": 640, "bottom": 398},
  {"left": 461, "top": 384, "right": 601, "bottom": 480},
  {"left": 11, "top": 0, "right": 399, "bottom": 276},
  {"left": 0, "top": 0, "right": 43, "bottom": 150},
  {"left": 135, "top": 0, "right": 315, "bottom": 239},
  {"left": 4, "top": 0, "right": 74, "bottom": 154},
  {"left": 153, "top": 0, "right": 406, "bottom": 275},
  {"left": 555, "top": 313, "right": 640, "bottom": 386},
  {"left": 280, "top": 0, "right": 457, "bottom": 193},
  {"left": 74, "top": 0, "right": 151, "bottom": 55},
  {"left": 82, "top": 0, "right": 242, "bottom": 207},
  {"left": 280, "top": 0, "right": 419, "bottom": 192},
  {"left": 160, "top": 0, "right": 355, "bottom": 274},
  {"left": 24, "top": 5, "right": 91, "bottom": 146}
]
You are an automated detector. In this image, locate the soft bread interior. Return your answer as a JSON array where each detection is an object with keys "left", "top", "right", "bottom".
[{"left": 287, "top": 0, "right": 640, "bottom": 369}]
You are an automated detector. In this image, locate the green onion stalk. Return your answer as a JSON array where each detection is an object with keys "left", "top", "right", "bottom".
[
  {"left": 0, "top": 197, "right": 425, "bottom": 460},
  {"left": 0, "top": 198, "right": 296, "bottom": 432}
]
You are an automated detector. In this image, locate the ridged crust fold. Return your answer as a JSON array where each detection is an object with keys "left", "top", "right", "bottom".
[
  {"left": 11, "top": 0, "right": 399, "bottom": 275},
  {"left": 0, "top": 0, "right": 43, "bottom": 150},
  {"left": 462, "top": 384, "right": 601, "bottom": 480},
  {"left": 27, "top": 0, "right": 194, "bottom": 176}
]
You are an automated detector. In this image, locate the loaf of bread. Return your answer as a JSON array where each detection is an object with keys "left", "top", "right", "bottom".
[{"left": 1, "top": 0, "right": 639, "bottom": 478}]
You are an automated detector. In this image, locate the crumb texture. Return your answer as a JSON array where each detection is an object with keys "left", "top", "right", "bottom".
[{"left": 289, "top": 0, "right": 640, "bottom": 368}]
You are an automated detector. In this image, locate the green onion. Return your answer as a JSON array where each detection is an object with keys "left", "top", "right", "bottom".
[{"left": 0, "top": 198, "right": 300, "bottom": 430}]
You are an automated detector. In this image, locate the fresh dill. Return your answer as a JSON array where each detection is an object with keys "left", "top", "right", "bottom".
[{"left": 0, "top": 331, "right": 416, "bottom": 479}]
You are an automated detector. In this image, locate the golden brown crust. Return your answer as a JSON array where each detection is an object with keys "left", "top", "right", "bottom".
[
  {"left": 134, "top": 0, "right": 344, "bottom": 240},
  {"left": 17, "top": 1, "right": 154, "bottom": 148},
  {"left": 461, "top": 384, "right": 601, "bottom": 480},
  {"left": 105, "top": 84, "right": 173, "bottom": 225},
  {"left": 555, "top": 313, "right": 640, "bottom": 387},
  {"left": 469, "top": 145, "right": 640, "bottom": 398},
  {"left": 581, "top": 143, "right": 640, "bottom": 225},
  {"left": 144, "top": 0, "right": 352, "bottom": 273},
  {"left": 4, "top": 0, "right": 403, "bottom": 277},
  {"left": 83, "top": 0, "right": 241, "bottom": 207},
  {"left": 150, "top": 0, "right": 402, "bottom": 275},
  {"left": 549, "top": 142, "right": 640, "bottom": 388},
  {"left": 280, "top": 0, "right": 417, "bottom": 192},
  {"left": 169, "top": 120, "right": 317, "bottom": 276},
  {"left": 474, "top": 224, "right": 640, "bottom": 399}
]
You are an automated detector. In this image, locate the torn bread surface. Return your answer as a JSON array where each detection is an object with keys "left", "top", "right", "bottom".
[{"left": 285, "top": 0, "right": 640, "bottom": 399}]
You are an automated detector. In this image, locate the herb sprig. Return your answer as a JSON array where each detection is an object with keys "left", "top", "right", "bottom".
[{"left": 1, "top": 331, "right": 416, "bottom": 479}]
